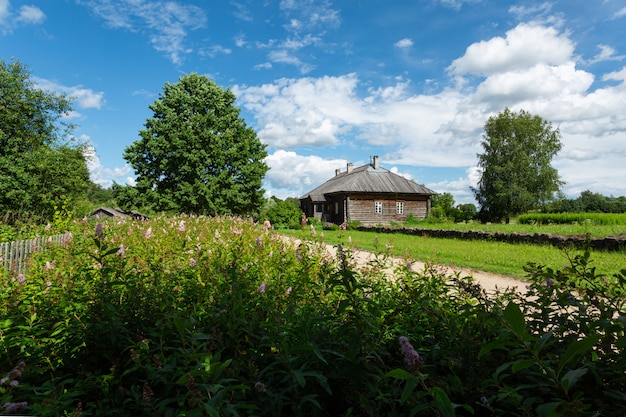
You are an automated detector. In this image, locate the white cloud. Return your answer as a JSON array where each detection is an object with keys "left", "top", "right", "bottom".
[
  {"left": 429, "top": 166, "right": 481, "bottom": 205},
  {"left": 448, "top": 24, "right": 574, "bottom": 76},
  {"left": 77, "top": 0, "right": 206, "bottom": 64},
  {"left": 613, "top": 6, "right": 626, "bottom": 19},
  {"left": 267, "top": 50, "right": 316, "bottom": 73},
  {"left": 254, "top": 62, "right": 273, "bottom": 70},
  {"left": 394, "top": 38, "right": 413, "bottom": 49},
  {"left": 237, "top": 20, "right": 626, "bottom": 203},
  {"left": 436, "top": 0, "right": 481, "bottom": 11},
  {"left": 279, "top": 0, "right": 340, "bottom": 32},
  {"left": 0, "top": 1, "right": 44, "bottom": 32},
  {"left": 585, "top": 44, "right": 626, "bottom": 65},
  {"left": 33, "top": 77, "right": 105, "bottom": 109},
  {"left": 82, "top": 140, "right": 131, "bottom": 187},
  {"left": 509, "top": 2, "right": 553, "bottom": 19},
  {"left": 263, "top": 150, "right": 346, "bottom": 198},
  {"left": 473, "top": 62, "right": 594, "bottom": 109},
  {"left": 603, "top": 66, "right": 626, "bottom": 82},
  {"left": 15, "top": 4, "right": 44, "bottom": 24},
  {"left": 199, "top": 44, "right": 232, "bottom": 58}
]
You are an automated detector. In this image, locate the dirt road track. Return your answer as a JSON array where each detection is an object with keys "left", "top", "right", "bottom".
[{"left": 285, "top": 236, "right": 527, "bottom": 293}]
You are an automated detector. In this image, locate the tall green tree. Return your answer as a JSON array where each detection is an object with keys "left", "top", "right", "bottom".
[
  {"left": 123, "top": 73, "right": 268, "bottom": 215},
  {"left": 0, "top": 59, "right": 90, "bottom": 222},
  {"left": 472, "top": 108, "right": 563, "bottom": 223}
]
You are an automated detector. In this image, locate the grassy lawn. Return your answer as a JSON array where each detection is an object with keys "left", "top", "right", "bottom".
[
  {"left": 396, "top": 219, "right": 626, "bottom": 238},
  {"left": 278, "top": 227, "right": 626, "bottom": 280}
]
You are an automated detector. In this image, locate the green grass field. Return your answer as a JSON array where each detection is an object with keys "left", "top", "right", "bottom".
[
  {"left": 279, "top": 227, "right": 626, "bottom": 280},
  {"left": 398, "top": 218, "right": 626, "bottom": 237}
]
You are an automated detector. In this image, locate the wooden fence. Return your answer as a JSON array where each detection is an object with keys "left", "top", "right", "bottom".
[{"left": 0, "top": 234, "right": 69, "bottom": 276}]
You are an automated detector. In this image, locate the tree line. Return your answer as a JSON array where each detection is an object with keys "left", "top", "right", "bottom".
[{"left": 3, "top": 57, "right": 623, "bottom": 229}]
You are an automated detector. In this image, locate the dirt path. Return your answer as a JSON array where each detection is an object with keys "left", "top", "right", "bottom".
[{"left": 284, "top": 236, "right": 527, "bottom": 293}]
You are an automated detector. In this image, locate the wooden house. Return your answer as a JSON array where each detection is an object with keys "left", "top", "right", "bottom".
[{"left": 299, "top": 156, "right": 436, "bottom": 225}]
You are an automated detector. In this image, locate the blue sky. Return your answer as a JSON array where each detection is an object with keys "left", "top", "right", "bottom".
[{"left": 2, "top": 0, "right": 626, "bottom": 205}]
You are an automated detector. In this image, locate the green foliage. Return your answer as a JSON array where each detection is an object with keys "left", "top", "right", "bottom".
[
  {"left": 479, "top": 250, "right": 626, "bottom": 416},
  {"left": 260, "top": 196, "right": 302, "bottom": 228},
  {"left": 548, "top": 190, "right": 626, "bottom": 214},
  {"left": 430, "top": 193, "right": 477, "bottom": 223},
  {"left": 1, "top": 216, "right": 624, "bottom": 416},
  {"left": 473, "top": 108, "right": 563, "bottom": 223},
  {"left": 518, "top": 212, "right": 626, "bottom": 225},
  {"left": 122, "top": 73, "right": 269, "bottom": 216},
  {"left": 0, "top": 59, "right": 91, "bottom": 223},
  {"left": 86, "top": 182, "right": 115, "bottom": 206}
]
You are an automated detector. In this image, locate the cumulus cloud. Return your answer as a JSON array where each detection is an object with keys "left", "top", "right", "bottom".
[
  {"left": 263, "top": 150, "right": 346, "bottom": 198},
  {"left": 82, "top": 141, "right": 132, "bottom": 187},
  {"left": 77, "top": 0, "right": 206, "bottom": 64},
  {"left": 448, "top": 24, "right": 574, "bottom": 77},
  {"left": 0, "top": 1, "right": 44, "bottom": 32},
  {"left": 237, "top": 20, "right": 626, "bottom": 203}
]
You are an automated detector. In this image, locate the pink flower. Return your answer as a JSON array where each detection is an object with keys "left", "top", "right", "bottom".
[
  {"left": 17, "top": 274, "right": 25, "bottom": 285},
  {"left": 286, "top": 287, "right": 292, "bottom": 295},
  {"left": 2, "top": 402, "right": 28, "bottom": 413},
  {"left": 255, "top": 381, "right": 268, "bottom": 392},
  {"left": 178, "top": 220, "right": 185, "bottom": 232},
  {"left": 189, "top": 258, "right": 197, "bottom": 267},
  {"left": 45, "top": 261, "right": 55, "bottom": 270},
  {"left": 117, "top": 244, "right": 125, "bottom": 256},
  {"left": 258, "top": 282, "right": 267, "bottom": 293},
  {"left": 399, "top": 336, "right": 422, "bottom": 370},
  {"left": 95, "top": 223, "right": 104, "bottom": 239},
  {"left": 44, "top": 223, "right": 51, "bottom": 231},
  {"left": 144, "top": 227, "right": 153, "bottom": 239}
]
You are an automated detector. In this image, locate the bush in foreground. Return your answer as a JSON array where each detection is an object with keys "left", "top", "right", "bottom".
[{"left": 0, "top": 216, "right": 624, "bottom": 416}]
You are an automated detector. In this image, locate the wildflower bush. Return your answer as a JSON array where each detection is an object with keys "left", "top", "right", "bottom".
[{"left": 1, "top": 215, "right": 624, "bottom": 416}]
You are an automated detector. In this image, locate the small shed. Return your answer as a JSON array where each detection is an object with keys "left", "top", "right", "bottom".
[
  {"left": 90, "top": 207, "right": 149, "bottom": 221},
  {"left": 299, "top": 156, "right": 436, "bottom": 225}
]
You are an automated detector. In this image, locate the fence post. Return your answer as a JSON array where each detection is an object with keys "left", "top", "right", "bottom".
[{"left": 1, "top": 234, "right": 67, "bottom": 276}]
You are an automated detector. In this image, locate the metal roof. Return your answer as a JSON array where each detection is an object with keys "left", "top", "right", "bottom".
[{"left": 300, "top": 163, "right": 436, "bottom": 202}]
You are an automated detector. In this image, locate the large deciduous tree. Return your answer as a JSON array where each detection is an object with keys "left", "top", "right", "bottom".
[
  {"left": 472, "top": 108, "right": 563, "bottom": 223},
  {"left": 0, "top": 59, "right": 90, "bottom": 222},
  {"left": 123, "top": 73, "right": 268, "bottom": 215}
]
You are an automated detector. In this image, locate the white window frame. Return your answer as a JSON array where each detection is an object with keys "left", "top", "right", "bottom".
[
  {"left": 375, "top": 201, "right": 383, "bottom": 214},
  {"left": 396, "top": 201, "right": 404, "bottom": 215}
]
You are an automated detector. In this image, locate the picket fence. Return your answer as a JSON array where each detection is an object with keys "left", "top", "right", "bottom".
[{"left": 0, "top": 233, "right": 69, "bottom": 276}]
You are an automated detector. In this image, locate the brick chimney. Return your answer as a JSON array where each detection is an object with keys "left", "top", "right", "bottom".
[
  {"left": 347, "top": 163, "right": 353, "bottom": 173},
  {"left": 335, "top": 168, "right": 341, "bottom": 176},
  {"left": 373, "top": 155, "right": 379, "bottom": 169}
]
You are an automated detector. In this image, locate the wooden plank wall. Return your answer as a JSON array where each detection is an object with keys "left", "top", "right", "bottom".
[{"left": 347, "top": 194, "right": 429, "bottom": 224}]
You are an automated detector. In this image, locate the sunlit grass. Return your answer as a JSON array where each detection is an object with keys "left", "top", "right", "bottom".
[
  {"left": 397, "top": 220, "right": 626, "bottom": 238},
  {"left": 279, "top": 228, "right": 626, "bottom": 280}
]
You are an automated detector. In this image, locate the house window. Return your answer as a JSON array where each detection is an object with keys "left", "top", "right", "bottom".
[
  {"left": 375, "top": 201, "right": 383, "bottom": 214},
  {"left": 396, "top": 202, "right": 404, "bottom": 214},
  {"left": 335, "top": 202, "right": 339, "bottom": 214},
  {"left": 315, "top": 204, "right": 324, "bottom": 213}
]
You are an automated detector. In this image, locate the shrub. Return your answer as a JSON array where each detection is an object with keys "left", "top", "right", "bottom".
[{"left": 1, "top": 216, "right": 624, "bottom": 416}]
